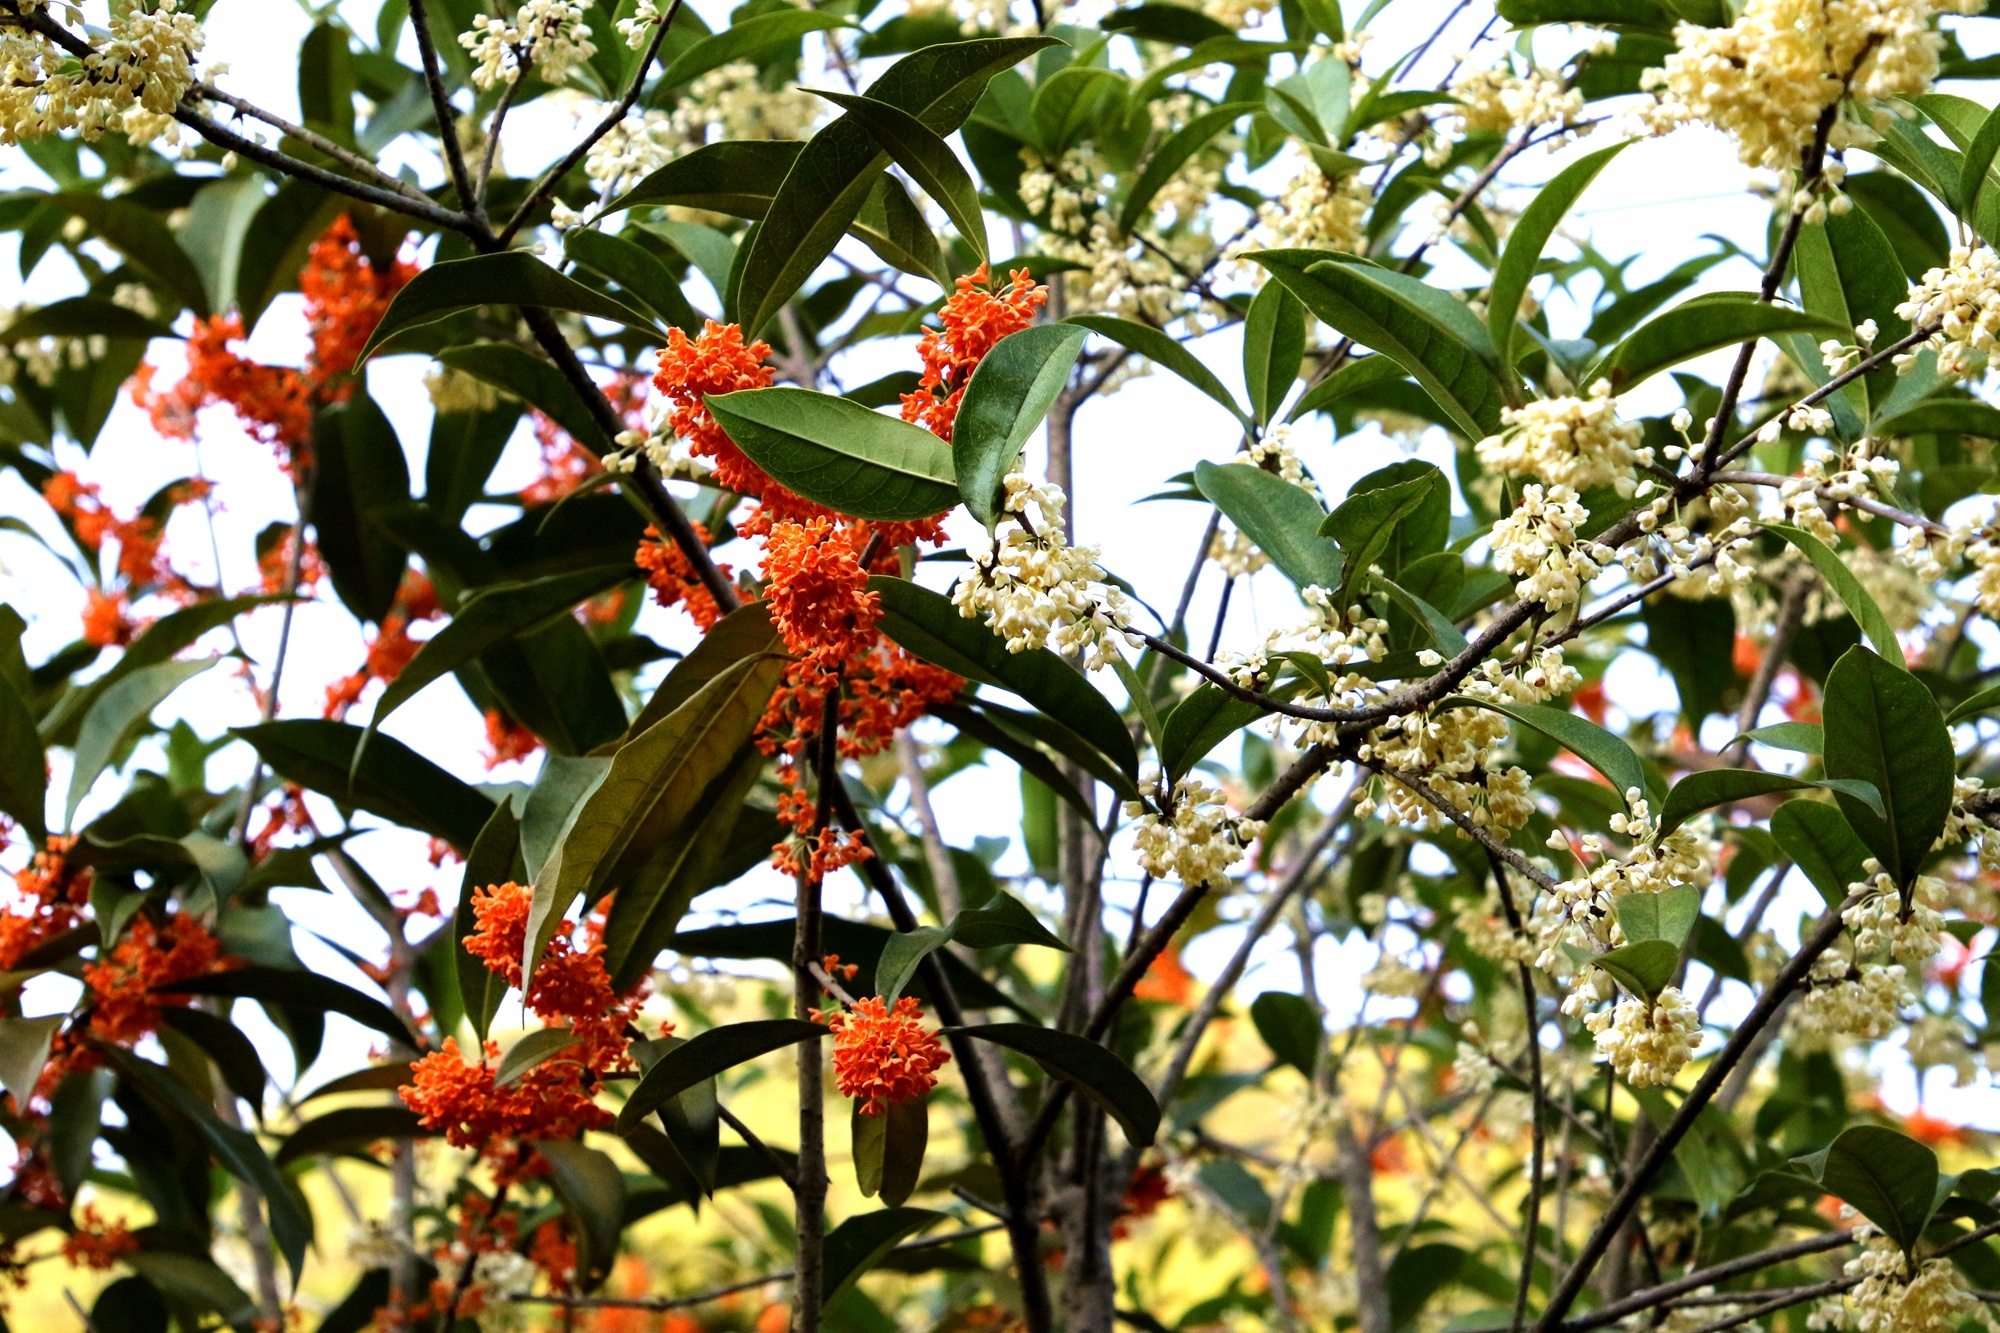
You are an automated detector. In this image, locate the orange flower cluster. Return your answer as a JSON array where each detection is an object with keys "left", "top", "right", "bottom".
[
  {"left": 824, "top": 995, "right": 950, "bottom": 1116},
  {"left": 81, "top": 913, "right": 225, "bottom": 1049},
  {"left": 651, "top": 320, "right": 780, "bottom": 503},
  {"left": 0, "top": 836, "right": 90, "bottom": 975},
  {"left": 131, "top": 214, "right": 414, "bottom": 468},
  {"left": 401, "top": 882, "right": 654, "bottom": 1182},
  {"left": 257, "top": 528, "right": 326, "bottom": 596},
  {"left": 483, "top": 710, "right": 542, "bottom": 770},
  {"left": 323, "top": 571, "right": 444, "bottom": 719},
  {"left": 764, "top": 517, "right": 880, "bottom": 668},
  {"left": 1132, "top": 944, "right": 1193, "bottom": 1005},
  {"left": 60, "top": 1205, "right": 137, "bottom": 1269},
  {"left": 43, "top": 471, "right": 211, "bottom": 646},
  {"left": 637, "top": 520, "right": 734, "bottom": 633},
  {"left": 901, "top": 265, "right": 1048, "bottom": 442}
]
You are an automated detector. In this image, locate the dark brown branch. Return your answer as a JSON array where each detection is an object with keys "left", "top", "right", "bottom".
[
  {"left": 194, "top": 86, "right": 435, "bottom": 207},
  {"left": 404, "top": 0, "right": 481, "bottom": 218}
]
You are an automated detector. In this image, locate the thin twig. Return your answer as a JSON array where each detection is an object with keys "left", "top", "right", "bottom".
[{"left": 196, "top": 86, "right": 436, "bottom": 206}]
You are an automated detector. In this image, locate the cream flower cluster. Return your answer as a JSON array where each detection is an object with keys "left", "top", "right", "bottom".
[
  {"left": 582, "top": 110, "right": 678, "bottom": 199},
  {"left": 1449, "top": 63, "right": 1585, "bottom": 138},
  {"left": 425, "top": 365, "right": 505, "bottom": 415},
  {"left": 1583, "top": 986, "right": 1699, "bottom": 1087},
  {"left": 1476, "top": 384, "right": 1653, "bottom": 496},
  {"left": 1489, "top": 483, "right": 1605, "bottom": 610},
  {"left": 952, "top": 470, "right": 1136, "bottom": 670},
  {"left": 1844, "top": 868, "right": 1947, "bottom": 966},
  {"left": 0, "top": 0, "right": 203, "bottom": 147},
  {"left": 1790, "top": 955, "right": 1911, "bottom": 1046},
  {"left": 1361, "top": 954, "right": 1429, "bottom": 997},
  {"left": 1204, "top": 0, "right": 1277, "bottom": 30},
  {"left": 1021, "top": 143, "right": 1212, "bottom": 329},
  {"left": 1208, "top": 525, "right": 1267, "bottom": 577},
  {"left": 1906, "top": 1013, "right": 1979, "bottom": 1086},
  {"left": 1534, "top": 795, "right": 1719, "bottom": 971},
  {"left": 1638, "top": 0, "right": 1976, "bottom": 172},
  {"left": 1250, "top": 162, "right": 1371, "bottom": 257},
  {"left": 1779, "top": 438, "right": 1903, "bottom": 543},
  {"left": 613, "top": 0, "right": 666, "bottom": 48},
  {"left": 675, "top": 62, "right": 822, "bottom": 145},
  {"left": 1126, "top": 779, "right": 1266, "bottom": 888},
  {"left": 1811, "top": 1235, "right": 1989, "bottom": 1333},
  {"left": 1897, "top": 245, "right": 2000, "bottom": 378},
  {"left": 462, "top": 0, "right": 596, "bottom": 91}
]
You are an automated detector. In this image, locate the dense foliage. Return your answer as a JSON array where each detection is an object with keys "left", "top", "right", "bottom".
[{"left": 13, "top": 0, "right": 2000, "bottom": 1331}]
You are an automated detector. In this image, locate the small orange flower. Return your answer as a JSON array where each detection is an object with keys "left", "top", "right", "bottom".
[
  {"left": 80, "top": 588, "right": 133, "bottom": 648},
  {"left": 826, "top": 995, "right": 951, "bottom": 1116},
  {"left": 82, "top": 913, "right": 225, "bottom": 1048},
  {"left": 61, "top": 1205, "right": 137, "bottom": 1270},
  {"left": 298, "top": 214, "right": 416, "bottom": 392},
  {"left": 901, "top": 265, "right": 1047, "bottom": 442},
  {"left": 763, "top": 517, "right": 880, "bottom": 666},
  {"left": 483, "top": 711, "right": 542, "bottom": 769},
  {"left": 636, "top": 521, "right": 732, "bottom": 632},
  {"left": 1132, "top": 945, "right": 1192, "bottom": 1005},
  {"left": 652, "top": 320, "right": 778, "bottom": 499}
]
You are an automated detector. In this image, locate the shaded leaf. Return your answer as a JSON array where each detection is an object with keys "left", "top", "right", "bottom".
[
  {"left": 233, "top": 719, "right": 498, "bottom": 851},
  {"left": 360, "top": 252, "right": 660, "bottom": 361},
  {"left": 1067, "top": 313, "right": 1249, "bottom": 426},
  {"left": 1594, "top": 938, "right": 1679, "bottom": 1005},
  {"left": 275, "top": 1105, "right": 427, "bottom": 1165},
  {"left": 955, "top": 1022, "right": 1159, "bottom": 1145},
  {"left": 434, "top": 343, "right": 616, "bottom": 453},
  {"left": 1488, "top": 139, "right": 1631, "bottom": 372},
  {"left": 1821, "top": 647, "right": 1955, "bottom": 884},
  {"left": 617, "top": 1019, "right": 824, "bottom": 1132},
  {"left": 950, "top": 323, "right": 1089, "bottom": 527},
  {"left": 816, "top": 90, "right": 988, "bottom": 256},
  {"left": 1594, "top": 293, "right": 1841, "bottom": 391},
  {"left": 159, "top": 966, "right": 414, "bottom": 1049},
  {"left": 823, "top": 1207, "right": 947, "bottom": 1300},
  {"left": 1794, "top": 1125, "right": 1940, "bottom": 1252},
  {"left": 1243, "top": 278, "right": 1306, "bottom": 426},
  {"left": 1767, "top": 524, "right": 1903, "bottom": 663},
  {"left": 1249, "top": 992, "right": 1319, "bottom": 1077},
  {"left": 1771, "top": 798, "right": 1872, "bottom": 906},
  {"left": 66, "top": 657, "right": 215, "bottom": 827}
]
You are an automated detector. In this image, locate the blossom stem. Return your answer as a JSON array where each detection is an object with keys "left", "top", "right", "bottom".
[
  {"left": 1713, "top": 470, "right": 1952, "bottom": 535},
  {"left": 1560, "top": 1229, "right": 1855, "bottom": 1332},
  {"left": 193, "top": 86, "right": 438, "bottom": 208},
  {"left": 790, "top": 687, "right": 840, "bottom": 1333}
]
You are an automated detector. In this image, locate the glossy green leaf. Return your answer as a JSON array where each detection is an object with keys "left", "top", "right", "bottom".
[
  {"left": 1445, "top": 698, "right": 1645, "bottom": 804},
  {"left": 815, "top": 90, "right": 988, "bottom": 256},
  {"left": 1121, "top": 102, "right": 1255, "bottom": 237},
  {"left": 1730, "top": 721, "right": 1824, "bottom": 754},
  {"left": 99, "top": 1045, "right": 310, "bottom": 1284},
  {"left": 608, "top": 141, "right": 802, "bottom": 218},
  {"left": 159, "top": 966, "right": 413, "bottom": 1048},
  {"left": 1321, "top": 469, "right": 1440, "bottom": 604},
  {"left": 1193, "top": 460, "right": 1342, "bottom": 591},
  {"left": 705, "top": 387, "right": 959, "bottom": 522},
  {"left": 870, "top": 576, "right": 1139, "bottom": 780},
  {"left": 1765, "top": 525, "right": 1902, "bottom": 663},
  {"left": 1871, "top": 399, "right": 2000, "bottom": 440},
  {"left": 1161, "top": 683, "right": 1267, "bottom": 782},
  {"left": 1771, "top": 798, "right": 1872, "bottom": 906},
  {"left": 951, "top": 322, "right": 1089, "bottom": 527},
  {"left": 1370, "top": 571, "right": 1467, "bottom": 655},
  {"left": 1489, "top": 139, "right": 1631, "bottom": 373},
  {"left": 41, "top": 595, "right": 278, "bottom": 747},
  {"left": 1252, "top": 250, "right": 1509, "bottom": 439},
  {"left": 458, "top": 802, "right": 523, "bottom": 1043},
  {"left": 956, "top": 1022, "right": 1160, "bottom": 1146},
  {"left": 312, "top": 392, "right": 411, "bottom": 624},
  {"left": 1066, "top": 313, "right": 1251, "bottom": 426},
  {"left": 1794, "top": 1125, "right": 1940, "bottom": 1253},
  {"left": 535, "top": 1139, "right": 627, "bottom": 1291},
  {"left": 157, "top": 1006, "right": 269, "bottom": 1112},
  {"left": 849, "top": 173, "right": 952, "bottom": 290},
  {"left": 359, "top": 252, "right": 661, "bottom": 361},
  {"left": 1593, "top": 293, "right": 1841, "bottom": 391},
  {"left": 273, "top": 1105, "right": 427, "bottom": 1165},
  {"left": 1243, "top": 279, "right": 1306, "bottom": 426},
  {"left": 735, "top": 37, "right": 1058, "bottom": 336},
  {"left": 1249, "top": 991, "right": 1319, "bottom": 1077},
  {"left": 823, "top": 1207, "right": 948, "bottom": 1301},
  {"left": 371, "top": 565, "right": 632, "bottom": 731},
  {"left": 1593, "top": 938, "right": 1679, "bottom": 1005},
  {"left": 617, "top": 1018, "right": 824, "bottom": 1131},
  {"left": 66, "top": 657, "right": 215, "bottom": 827},
  {"left": 526, "top": 654, "right": 783, "bottom": 981},
  {"left": 1654, "top": 770, "right": 1882, "bottom": 839},
  {"left": 0, "top": 633, "right": 43, "bottom": 843},
  {"left": 876, "top": 926, "right": 955, "bottom": 1006},
  {"left": 496, "top": 1028, "right": 585, "bottom": 1087},
  {"left": 433, "top": 342, "right": 616, "bottom": 454},
  {"left": 952, "top": 889, "right": 1069, "bottom": 951},
  {"left": 624, "top": 601, "right": 783, "bottom": 740},
  {"left": 1821, "top": 647, "right": 1955, "bottom": 884},
  {"left": 659, "top": 9, "right": 849, "bottom": 88},
  {"left": 1793, "top": 205, "right": 1911, "bottom": 423},
  {"left": 1613, "top": 884, "right": 1700, "bottom": 946},
  {"left": 233, "top": 720, "right": 497, "bottom": 851},
  {"left": 0, "top": 1015, "right": 62, "bottom": 1110}
]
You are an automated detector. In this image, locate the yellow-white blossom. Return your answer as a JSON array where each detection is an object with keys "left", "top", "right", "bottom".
[
  {"left": 1897, "top": 245, "right": 2000, "bottom": 378},
  {"left": 952, "top": 470, "right": 1135, "bottom": 670},
  {"left": 461, "top": 0, "right": 596, "bottom": 91},
  {"left": 1811, "top": 1234, "right": 1989, "bottom": 1333},
  {"left": 1476, "top": 383, "right": 1653, "bottom": 496},
  {"left": 0, "top": 0, "right": 203, "bottom": 146},
  {"left": 1583, "top": 986, "right": 1699, "bottom": 1087},
  {"left": 1488, "top": 483, "right": 1605, "bottom": 610},
  {"left": 1126, "top": 778, "right": 1265, "bottom": 888}
]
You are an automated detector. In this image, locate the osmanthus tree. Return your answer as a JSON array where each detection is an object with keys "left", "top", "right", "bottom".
[{"left": 14, "top": 0, "right": 2000, "bottom": 1328}]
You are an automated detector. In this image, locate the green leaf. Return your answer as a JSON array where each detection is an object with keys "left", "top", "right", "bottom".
[
  {"left": 458, "top": 802, "right": 523, "bottom": 1043},
  {"left": 815, "top": 90, "right": 988, "bottom": 256},
  {"left": 1066, "top": 313, "right": 1251, "bottom": 426},
  {"left": 1655, "top": 770, "right": 1882, "bottom": 839},
  {"left": 1794, "top": 1125, "right": 1940, "bottom": 1253},
  {"left": 879, "top": 1094, "right": 929, "bottom": 1207},
  {"left": 99, "top": 1046, "right": 310, "bottom": 1284},
  {"left": 433, "top": 342, "right": 616, "bottom": 454},
  {"left": 274, "top": 1105, "right": 427, "bottom": 1165},
  {"left": 608, "top": 140, "right": 802, "bottom": 218},
  {"left": 1489, "top": 140, "right": 1631, "bottom": 374},
  {"left": 1321, "top": 470, "right": 1441, "bottom": 604},
  {"left": 0, "top": 632, "right": 45, "bottom": 843},
  {"left": 1252, "top": 250, "right": 1509, "bottom": 439},
  {"left": 1793, "top": 205, "right": 1912, "bottom": 423},
  {"left": 1161, "top": 683, "right": 1267, "bottom": 783},
  {"left": 955, "top": 1022, "right": 1160, "bottom": 1145},
  {"left": 735, "top": 36, "right": 1059, "bottom": 335},
  {"left": 1193, "top": 460, "right": 1341, "bottom": 591},
  {"left": 1593, "top": 293, "right": 1842, "bottom": 391},
  {"left": 42, "top": 595, "right": 278, "bottom": 747},
  {"left": 1594, "top": 938, "right": 1679, "bottom": 1005},
  {"left": 1613, "top": 884, "right": 1700, "bottom": 946},
  {"left": 48, "top": 193, "right": 209, "bottom": 316},
  {"left": 47, "top": 1065, "right": 111, "bottom": 1199},
  {"left": 370, "top": 565, "right": 632, "bottom": 732},
  {"left": 1871, "top": 399, "right": 2000, "bottom": 441},
  {"left": 0, "top": 1015, "right": 62, "bottom": 1109},
  {"left": 600, "top": 741, "right": 765, "bottom": 992},
  {"left": 1765, "top": 525, "right": 1902, "bottom": 663},
  {"left": 822, "top": 1207, "right": 948, "bottom": 1301},
  {"left": 527, "top": 655, "right": 784, "bottom": 981},
  {"left": 235, "top": 720, "right": 497, "bottom": 850},
  {"left": 496, "top": 1029, "right": 585, "bottom": 1087},
  {"left": 1821, "top": 647, "right": 1955, "bottom": 884},
  {"left": 951, "top": 889, "right": 1069, "bottom": 951},
  {"left": 705, "top": 387, "right": 959, "bottom": 522},
  {"left": 1249, "top": 991, "right": 1319, "bottom": 1077},
  {"left": 870, "top": 576, "right": 1139, "bottom": 780},
  {"left": 1243, "top": 279, "right": 1307, "bottom": 427},
  {"left": 1949, "top": 683, "right": 2000, "bottom": 727},
  {"left": 1445, "top": 698, "right": 1645, "bottom": 803},
  {"left": 1101, "top": 3, "right": 1236, "bottom": 45},
  {"left": 123, "top": 1253, "right": 256, "bottom": 1327},
  {"left": 0, "top": 296, "right": 172, "bottom": 344},
  {"left": 535, "top": 1139, "right": 627, "bottom": 1291},
  {"left": 65, "top": 657, "right": 216, "bottom": 828},
  {"left": 950, "top": 323, "right": 1089, "bottom": 527},
  {"left": 641, "top": 219, "right": 739, "bottom": 296},
  {"left": 927, "top": 700, "right": 1099, "bottom": 824},
  {"left": 312, "top": 393, "right": 411, "bottom": 624},
  {"left": 617, "top": 1019, "right": 824, "bottom": 1132},
  {"left": 848, "top": 174, "right": 953, "bottom": 291},
  {"left": 359, "top": 252, "right": 661, "bottom": 361},
  {"left": 1729, "top": 721, "right": 1823, "bottom": 755},
  {"left": 235, "top": 180, "right": 342, "bottom": 333},
  {"left": 157, "top": 1006, "right": 269, "bottom": 1113},
  {"left": 876, "top": 926, "right": 955, "bottom": 1006},
  {"left": 158, "top": 966, "right": 414, "bottom": 1049},
  {"left": 659, "top": 9, "right": 850, "bottom": 88},
  {"left": 1370, "top": 571, "right": 1467, "bottom": 656},
  {"left": 624, "top": 600, "right": 784, "bottom": 740},
  {"left": 1771, "top": 798, "right": 1872, "bottom": 906},
  {"left": 1120, "top": 102, "right": 1255, "bottom": 237}
]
